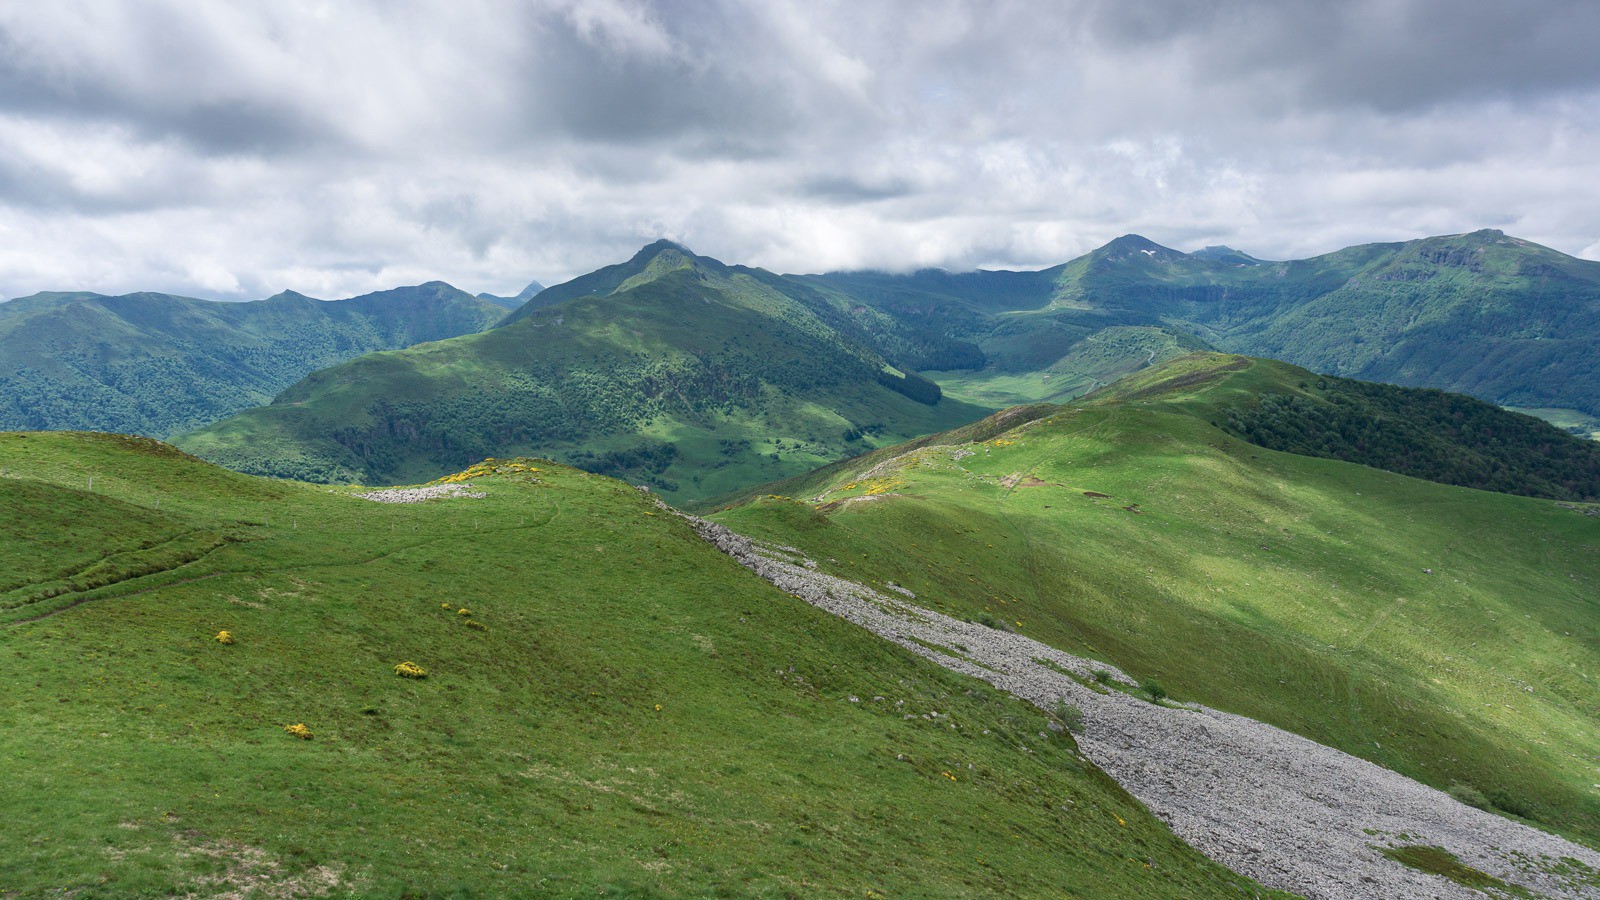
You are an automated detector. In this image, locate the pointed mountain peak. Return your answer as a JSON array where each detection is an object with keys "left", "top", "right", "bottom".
[
  {"left": 263, "top": 289, "right": 319, "bottom": 303},
  {"left": 1092, "top": 234, "right": 1187, "bottom": 263},
  {"left": 476, "top": 281, "right": 545, "bottom": 309},
  {"left": 629, "top": 238, "right": 696, "bottom": 264},
  {"left": 495, "top": 241, "right": 727, "bottom": 327}
]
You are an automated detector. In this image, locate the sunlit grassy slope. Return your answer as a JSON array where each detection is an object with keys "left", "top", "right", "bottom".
[
  {"left": 712, "top": 356, "right": 1600, "bottom": 849},
  {"left": 0, "top": 431, "right": 1285, "bottom": 898}
]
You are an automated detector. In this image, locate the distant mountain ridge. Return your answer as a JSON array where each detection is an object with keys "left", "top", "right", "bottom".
[
  {"left": 476, "top": 279, "right": 545, "bottom": 309},
  {"left": 0, "top": 283, "right": 507, "bottom": 436},
  {"left": 801, "top": 228, "right": 1600, "bottom": 416}
]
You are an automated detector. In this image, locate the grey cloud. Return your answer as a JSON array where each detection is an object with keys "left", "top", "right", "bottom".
[{"left": 1082, "top": 0, "right": 1600, "bottom": 113}]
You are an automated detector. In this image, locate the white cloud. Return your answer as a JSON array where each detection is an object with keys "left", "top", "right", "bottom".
[{"left": 0, "top": 0, "right": 1597, "bottom": 301}]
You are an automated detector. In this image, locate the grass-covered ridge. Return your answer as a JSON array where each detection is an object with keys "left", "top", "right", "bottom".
[
  {"left": 1, "top": 431, "right": 1289, "bottom": 897},
  {"left": 177, "top": 243, "right": 990, "bottom": 502},
  {"left": 1086, "top": 353, "right": 1600, "bottom": 501},
  {"left": 712, "top": 370, "right": 1600, "bottom": 848}
]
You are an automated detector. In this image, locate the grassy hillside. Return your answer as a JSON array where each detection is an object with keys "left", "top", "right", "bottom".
[
  {"left": 0, "top": 284, "right": 507, "bottom": 436},
  {"left": 711, "top": 360, "right": 1600, "bottom": 849},
  {"left": 807, "top": 229, "right": 1600, "bottom": 416},
  {"left": 0, "top": 431, "right": 1287, "bottom": 898},
  {"left": 177, "top": 244, "right": 990, "bottom": 502}
]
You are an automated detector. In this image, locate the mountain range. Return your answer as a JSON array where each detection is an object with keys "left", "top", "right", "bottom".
[
  {"left": 161, "top": 229, "right": 1600, "bottom": 501},
  {"left": 6, "top": 228, "right": 1599, "bottom": 500},
  {"left": 800, "top": 229, "right": 1600, "bottom": 422}
]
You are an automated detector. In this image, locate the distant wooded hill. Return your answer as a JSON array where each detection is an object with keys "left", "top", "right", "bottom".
[{"left": 0, "top": 284, "right": 508, "bottom": 435}]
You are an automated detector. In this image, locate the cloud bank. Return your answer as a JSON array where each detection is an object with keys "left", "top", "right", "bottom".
[{"left": 1, "top": 0, "right": 1597, "bottom": 299}]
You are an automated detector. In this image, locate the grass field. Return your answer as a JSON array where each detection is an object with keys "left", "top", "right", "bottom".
[
  {"left": 0, "top": 431, "right": 1287, "bottom": 898},
  {"left": 712, "top": 362, "right": 1600, "bottom": 850}
]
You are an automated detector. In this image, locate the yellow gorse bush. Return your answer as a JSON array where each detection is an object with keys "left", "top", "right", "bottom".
[
  {"left": 840, "top": 477, "right": 904, "bottom": 496},
  {"left": 463, "top": 620, "right": 487, "bottom": 630},
  {"left": 394, "top": 661, "right": 428, "bottom": 678},
  {"left": 215, "top": 630, "right": 235, "bottom": 645},
  {"left": 457, "top": 608, "right": 471, "bottom": 617},
  {"left": 284, "top": 723, "right": 312, "bottom": 740},
  {"left": 432, "top": 458, "right": 544, "bottom": 485}
]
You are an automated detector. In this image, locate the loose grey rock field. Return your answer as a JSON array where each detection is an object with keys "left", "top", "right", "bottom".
[
  {"left": 681, "top": 510, "right": 1600, "bottom": 899},
  {"left": 354, "top": 484, "right": 485, "bottom": 503}
]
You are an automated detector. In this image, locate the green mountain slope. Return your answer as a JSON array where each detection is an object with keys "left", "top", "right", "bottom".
[
  {"left": 807, "top": 229, "right": 1600, "bottom": 416},
  {"left": 711, "top": 357, "right": 1600, "bottom": 848},
  {"left": 176, "top": 243, "right": 990, "bottom": 501},
  {"left": 0, "top": 431, "right": 1286, "bottom": 898},
  {"left": 0, "top": 284, "right": 508, "bottom": 436},
  {"left": 1085, "top": 353, "right": 1600, "bottom": 501}
]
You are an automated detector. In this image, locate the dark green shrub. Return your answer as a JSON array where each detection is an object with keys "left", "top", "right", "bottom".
[{"left": 1139, "top": 679, "right": 1167, "bottom": 702}]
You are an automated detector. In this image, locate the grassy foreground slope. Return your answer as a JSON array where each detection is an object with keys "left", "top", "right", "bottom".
[
  {"left": 177, "top": 243, "right": 989, "bottom": 502},
  {"left": 0, "top": 285, "right": 507, "bottom": 437},
  {"left": 712, "top": 358, "right": 1600, "bottom": 848},
  {"left": 0, "top": 432, "right": 1285, "bottom": 898}
]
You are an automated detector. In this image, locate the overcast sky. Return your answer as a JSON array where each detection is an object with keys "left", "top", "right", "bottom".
[{"left": 2, "top": 0, "right": 1598, "bottom": 300}]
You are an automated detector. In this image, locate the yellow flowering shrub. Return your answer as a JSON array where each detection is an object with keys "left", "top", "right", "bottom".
[
  {"left": 394, "top": 661, "right": 428, "bottom": 678},
  {"left": 215, "top": 630, "right": 235, "bottom": 645},
  {"left": 431, "top": 458, "right": 545, "bottom": 485},
  {"left": 840, "top": 477, "right": 904, "bottom": 496},
  {"left": 284, "top": 723, "right": 313, "bottom": 740},
  {"left": 463, "top": 620, "right": 487, "bottom": 630},
  {"left": 457, "top": 608, "right": 471, "bottom": 617}
]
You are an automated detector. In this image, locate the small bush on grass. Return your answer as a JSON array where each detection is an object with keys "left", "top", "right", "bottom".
[
  {"left": 394, "top": 661, "right": 428, "bottom": 678},
  {"left": 1139, "top": 679, "right": 1167, "bottom": 702}
]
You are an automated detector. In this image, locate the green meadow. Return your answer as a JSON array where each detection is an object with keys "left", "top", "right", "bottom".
[{"left": 0, "top": 432, "right": 1284, "bottom": 898}]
